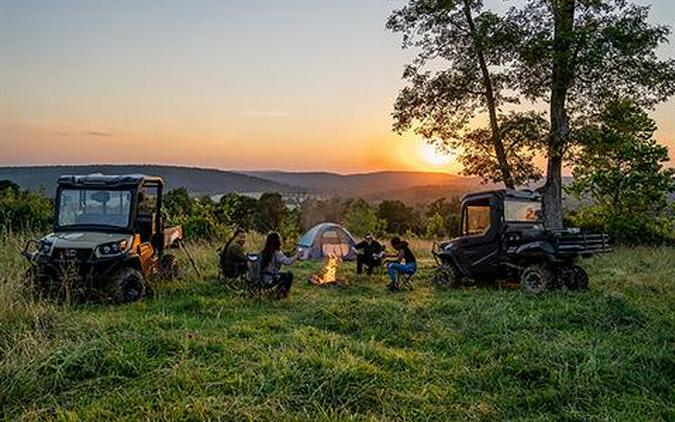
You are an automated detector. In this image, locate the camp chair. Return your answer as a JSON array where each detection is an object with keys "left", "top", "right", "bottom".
[
  {"left": 219, "top": 257, "right": 250, "bottom": 292},
  {"left": 399, "top": 272, "right": 415, "bottom": 291},
  {"left": 243, "top": 254, "right": 283, "bottom": 300},
  {"left": 222, "top": 273, "right": 248, "bottom": 292}
]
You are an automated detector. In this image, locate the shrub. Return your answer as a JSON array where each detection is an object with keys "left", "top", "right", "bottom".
[
  {"left": 0, "top": 182, "right": 52, "bottom": 233},
  {"left": 568, "top": 205, "right": 675, "bottom": 246},
  {"left": 344, "top": 199, "right": 385, "bottom": 237}
]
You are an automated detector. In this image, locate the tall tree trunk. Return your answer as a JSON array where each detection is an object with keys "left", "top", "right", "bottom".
[
  {"left": 544, "top": 0, "right": 575, "bottom": 229},
  {"left": 462, "top": 0, "right": 516, "bottom": 190}
]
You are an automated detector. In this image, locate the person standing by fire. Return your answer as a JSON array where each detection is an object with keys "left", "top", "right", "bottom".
[
  {"left": 260, "top": 232, "right": 298, "bottom": 298},
  {"left": 354, "top": 233, "right": 383, "bottom": 275},
  {"left": 384, "top": 237, "right": 417, "bottom": 291}
]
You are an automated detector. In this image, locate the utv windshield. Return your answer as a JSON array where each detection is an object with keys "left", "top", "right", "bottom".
[
  {"left": 57, "top": 189, "right": 133, "bottom": 228},
  {"left": 504, "top": 199, "right": 541, "bottom": 223}
]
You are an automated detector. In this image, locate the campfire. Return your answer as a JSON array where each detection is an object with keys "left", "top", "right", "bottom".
[{"left": 309, "top": 253, "right": 344, "bottom": 286}]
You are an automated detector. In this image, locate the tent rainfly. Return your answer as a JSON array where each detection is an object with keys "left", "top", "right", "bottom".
[{"left": 297, "top": 223, "right": 357, "bottom": 261}]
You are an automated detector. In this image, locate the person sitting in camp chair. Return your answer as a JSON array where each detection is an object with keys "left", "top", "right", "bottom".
[
  {"left": 354, "top": 233, "right": 383, "bottom": 275},
  {"left": 383, "top": 237, "right": 417, "bottom": 291},
  {"left": 219, "top": 227, "right": 248, "bottom": 280},
  {"left": 260, "top": 232, "right": 298, "bottom": 299}
]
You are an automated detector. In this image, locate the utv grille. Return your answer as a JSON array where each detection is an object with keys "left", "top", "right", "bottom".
[
  {"left": 556, "top": 233, "right": 611, "bottom": 254},
  {"left": 52, "top": 248, "right": 94, "bottom": 262}
]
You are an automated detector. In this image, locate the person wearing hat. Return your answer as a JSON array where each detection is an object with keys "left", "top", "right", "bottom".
[{"left": 353, "top": 233, "right": 383, "bottom": 275}]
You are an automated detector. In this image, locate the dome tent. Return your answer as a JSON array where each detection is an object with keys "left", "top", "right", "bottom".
[{"left": 298, "top": 223, "right": 357, "bottom": 261}]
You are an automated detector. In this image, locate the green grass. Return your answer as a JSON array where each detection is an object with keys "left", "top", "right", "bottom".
[{"left": 1, "top": 234, "right": 673, "bottom": 421}]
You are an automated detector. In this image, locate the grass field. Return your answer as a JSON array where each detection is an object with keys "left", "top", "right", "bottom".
[{"left": 1, "top": 233, "right": 674, "bottom": 421}]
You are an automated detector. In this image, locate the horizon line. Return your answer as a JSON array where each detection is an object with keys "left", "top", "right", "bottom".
[{"left": 0, "top": 162, "right": 466, "bottom": 177}]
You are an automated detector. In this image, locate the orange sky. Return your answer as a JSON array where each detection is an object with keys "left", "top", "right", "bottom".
[{"left": 1, "top": 0, "right": 673, "bottom": 174}]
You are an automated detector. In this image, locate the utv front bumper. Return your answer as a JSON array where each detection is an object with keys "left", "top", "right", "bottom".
[{"left": 22, "top": 240, "right": 127, "bottom": 286}]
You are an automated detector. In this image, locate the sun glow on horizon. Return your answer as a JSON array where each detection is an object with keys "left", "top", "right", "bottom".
[{"left": 418, "top": 142, "right": 454, "bottom": 167}]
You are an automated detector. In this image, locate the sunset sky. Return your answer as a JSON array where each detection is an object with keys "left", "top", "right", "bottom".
[{"left": 1, "top": 0, "right": 674, "bottom": 174}]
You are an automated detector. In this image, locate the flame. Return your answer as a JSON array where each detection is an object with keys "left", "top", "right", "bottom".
[{"left": 310, "top": 254, "right": 342, "bottom": 285}]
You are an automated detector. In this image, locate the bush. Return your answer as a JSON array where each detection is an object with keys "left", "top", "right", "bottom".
[
  {"left": 344, "top": 199, "right": 384, "bottom": 237},
  {"left": 0, "top": 182, "right": 52, "bottom": 233},
  {"left": 568, "top": 205, "right": 675, "bottom": 246}
]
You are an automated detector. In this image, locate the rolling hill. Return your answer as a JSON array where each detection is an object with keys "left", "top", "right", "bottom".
[
  {"left": 243, "top": 170, "right": 485, "bottom": 196},
  {"left": 2, "top": 166, "right": 552, "bottom": 203},
  {"left": 0, "top": 165, "right": 299, "bottom": 196}
]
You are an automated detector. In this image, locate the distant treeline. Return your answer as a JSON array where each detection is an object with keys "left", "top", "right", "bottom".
[
  {"left": 1, "top": 180, "right": 673, "bottom": 245},
  {"left": 162, "top": 188, "right": 462, "bottom": 243}
]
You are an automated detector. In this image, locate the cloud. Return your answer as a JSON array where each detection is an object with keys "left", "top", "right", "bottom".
[
  {"left": 84, "top": 130, "right": 113, "bottom": 137},
  {"left": 240, "top": 110, "right": 289, "bottom": 118},
  {"left": 54, "top": 129, "right": 113, "bottom": 137}
]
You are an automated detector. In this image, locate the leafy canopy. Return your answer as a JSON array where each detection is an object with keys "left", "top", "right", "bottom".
[
  {"left": 569, "top": 99, "right": 675, "bottom": 216},
  {"left": 388, "top": 0, "right": 545, "bottom": 186},
  {"left": 513, "top": 0, "right": 675, "bottom": 115}
]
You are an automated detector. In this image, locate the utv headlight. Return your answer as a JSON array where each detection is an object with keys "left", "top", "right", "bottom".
[
  {"left": 40, "top": 240, "right": 53, "bottom": 254},
  {"left": 95, "top": 238, "right": 130, "bottom": 257}
]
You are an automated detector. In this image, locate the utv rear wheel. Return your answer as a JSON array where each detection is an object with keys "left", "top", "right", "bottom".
[
  {"left": 571, "top": 265, "right": 589, "bottom": 290},
  {"left": 110, "top": 267, "right": 145, "bottom": 303},
  {"left": 434, "top": 263, "right": 460, "bottom": 289},
  {"left": 521, "top": 264, "right": 555, "bottom": 294},
  {"left": 160, "top": 254, "right": 180, "bottom": 280}
]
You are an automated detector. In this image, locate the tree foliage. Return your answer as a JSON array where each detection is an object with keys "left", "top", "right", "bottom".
[
  {"left": 378, "top": 200, "right": 422, "bottom": 235},
  {"left": 218, "top": 193, "right": 259, "bottom": 229},
  {"left": 512, "top": 0, "right": 675, "bottom": 228},
  {"left": 0, "top": 181, "right": 53, "bottom": 233},
  {"left": 388, "top": 0, "right": 542, "bottom": 188},
  {"left": 460, "top": 112, "right": 547, "bottom": 185},
  {"left": 567, "top": 99, "right": 675, "bottom": 244},
  {"left": 256, "top": 193, "right": 287, "bottom": 232},
  {"left": 164, "top": 187, "right": 192, "bottom": 217},
  {"left": 344, "top": 199, "right": 385, "bottom": 237},
  {"left": 426, "top": 197, "right": 462, "bottom": 238}
]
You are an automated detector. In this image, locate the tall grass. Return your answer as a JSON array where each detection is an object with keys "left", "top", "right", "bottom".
[{"left": 1, "top": 232, "right": 673, "bottom": 420}]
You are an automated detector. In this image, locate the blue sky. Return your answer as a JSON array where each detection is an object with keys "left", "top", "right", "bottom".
[{"left": 1, "top": 0, "right": 673, "bottom": 173}]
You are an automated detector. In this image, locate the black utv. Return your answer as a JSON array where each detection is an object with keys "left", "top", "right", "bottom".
[
  {"left": 22, "top": 174, "right": 182, "bottom": 302},
  {"left": 432, "top": 190, "right": 610, "bottom": 294}
]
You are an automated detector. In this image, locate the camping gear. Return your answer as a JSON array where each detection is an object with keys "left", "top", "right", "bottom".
[{"left": 297, "top": 223, "right": 357, "bottom": 261}]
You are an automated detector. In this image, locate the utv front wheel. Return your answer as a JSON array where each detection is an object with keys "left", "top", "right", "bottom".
[
  {"left": 110, "top": 267, "right": 146, "bottom": 303},
  {"left": 521, "top": 264, "right": 555, "bottom": 294},
  {"left": 434, "top": 263, "right": 460, "bottom": 289},
  {"left": 23, "top": 267, "right": 47, "bottom": 299}
]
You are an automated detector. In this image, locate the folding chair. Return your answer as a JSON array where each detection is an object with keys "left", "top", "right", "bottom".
[
  {"left": 244, "top": 254, "right": 283, "bottom": 300},
  {"left": 399, "top": 272, "right": 415, "bottom": 290}
]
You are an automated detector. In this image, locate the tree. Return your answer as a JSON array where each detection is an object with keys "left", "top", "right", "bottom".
[
  {"left": 460, "top": 112, "right": 547, "bottom": 186},
  {"left": 164, "top": 187, "right": 192, "bottom": 217},
  {"left": 388, "top": 0, "right": 542, "bottom": 188},
  {"left": 256, "top": 193, "right": 287, "bottom": 232},
  {"left": 513, "top": 0, "right": 675, "bottom": 228},
  {"left": 299, "top": 197, "right": 348, "bottom": 230},
  {"left": 0, "top": 180, "right": 20, "bottom": 193},
  {"left": 425, "top": 212, "right": 446, "bottom": 239},
  {"left": 280, "top": 208, "right": 302, "bottom": 245},
  {"left": 344, "top": 199, "right": 385, "bottom": 236},
  {"left": 0, "top": 186, "right": 52, "bottom": 232},
  {"left": 568, "top": 99, "right": 674, "bottom": 242},
  {"left": 218, "top": 193, "right": 259, "bottom": 229},
  {"left": 378, "top": 200, "right": 422, "bottom": 234},
  {"left": 426, "top": 197, "right": 462, "bottom": 237}
]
